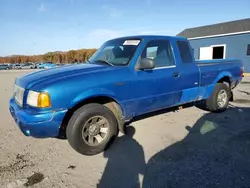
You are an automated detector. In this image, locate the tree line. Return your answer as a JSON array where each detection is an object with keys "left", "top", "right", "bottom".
[{"left": 0, "top": 49, "right": 97, "bottom": 64}]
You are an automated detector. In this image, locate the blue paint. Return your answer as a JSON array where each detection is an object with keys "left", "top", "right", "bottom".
[
  {"left": 190, "top": 33, "right": 250, "bottom": 72},
  {"left": 9, "top": 35, "right": 243, "bottom": 138},
  {"left": 197, "top": 61, "right": 242, "bottom": 86},
  {"left": 9, "top": 98, "right": 67, "bottom": 138}
]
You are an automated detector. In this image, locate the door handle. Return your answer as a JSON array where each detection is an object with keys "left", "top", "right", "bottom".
[{"left": 173, "top": 72, "right": 180, "bottom": 78}]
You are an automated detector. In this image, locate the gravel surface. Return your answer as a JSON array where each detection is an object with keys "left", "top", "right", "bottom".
[{"left": 0, "top": 70, "right": 250, "bottom": 188}]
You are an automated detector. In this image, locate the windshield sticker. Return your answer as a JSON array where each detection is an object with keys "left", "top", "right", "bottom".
[{"left": 123, "top": 40, "right": 140, "bottom": 46}]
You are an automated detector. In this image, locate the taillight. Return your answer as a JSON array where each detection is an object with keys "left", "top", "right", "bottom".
[{"left": 241, "top": 67, "right": 244, "bottom": 77}]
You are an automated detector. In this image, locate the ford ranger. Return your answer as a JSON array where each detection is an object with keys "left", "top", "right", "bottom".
[{"left": 9, "top": 35, "right": 244, "bottom": 155}]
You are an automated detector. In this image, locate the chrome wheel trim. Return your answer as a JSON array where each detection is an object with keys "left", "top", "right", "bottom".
[
  {"left": 81, "top": 116, "right": 109, "bottom": 146},
  {"left": 217, "top": 89, "right": 228, "bottom": 108}
]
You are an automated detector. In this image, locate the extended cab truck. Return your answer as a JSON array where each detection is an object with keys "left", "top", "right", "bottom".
[{"left": 9, "top": 35, "right": 244, "bottom": 155}]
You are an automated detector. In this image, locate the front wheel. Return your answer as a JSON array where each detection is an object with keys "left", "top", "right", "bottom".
[
  {"left": 206, "top": 83, "right": 231, "bottom": 112},
  {"left": 66, "top": 103, "right": 118, "bottom": 155}
]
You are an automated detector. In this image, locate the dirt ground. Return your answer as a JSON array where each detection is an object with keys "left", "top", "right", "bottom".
[{"left": 0, "top": 70, "right": 250, "bottom": 188}]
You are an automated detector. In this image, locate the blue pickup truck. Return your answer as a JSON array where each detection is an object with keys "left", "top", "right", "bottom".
[{"left": 9, "top": 35, "right": 244, "bottom": 155}]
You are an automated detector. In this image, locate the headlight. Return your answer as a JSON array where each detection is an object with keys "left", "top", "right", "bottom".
[
  {"left": 27, "top": 90, "right": 51, "bottom": 108},
  {"left": 14, "top": 84, "right": 25, "bottom": 106}
]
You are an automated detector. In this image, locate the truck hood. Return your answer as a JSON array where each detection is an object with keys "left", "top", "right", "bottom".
[{"left": 16, "top": 63, "right": 114, "bottom": 89}]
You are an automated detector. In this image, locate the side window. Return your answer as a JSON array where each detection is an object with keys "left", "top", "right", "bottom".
[
  {"left": 177, "top": 41, "right": 193, "bottom": 63},
  {"left": 141, "top": 39, "right": 175, "bottom": 68},
  {"left": 247, "top": 44, "right": 250, "bottom": 55},
  {"left": 146, "top": 46, "right": 157, "bottom": 59}
]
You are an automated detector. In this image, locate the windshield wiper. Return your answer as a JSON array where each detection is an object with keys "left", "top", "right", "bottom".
[{"left": 94, "top": 60, "right": 114, "bottom": 66}]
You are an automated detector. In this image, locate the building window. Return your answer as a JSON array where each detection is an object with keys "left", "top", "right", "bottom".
[
  {"left": 247, "top": 44, "right": 250, "bottom": 55},
  {"left": 212, "top": 46, "right": 225, "bottom": 59},
  {"left": 199, "top": 44, "right": 226, "bottom": 60}
]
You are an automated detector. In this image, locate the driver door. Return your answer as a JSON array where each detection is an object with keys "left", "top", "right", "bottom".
[{"left": 131, "top": 39, "right": 182, "bottom": 116}]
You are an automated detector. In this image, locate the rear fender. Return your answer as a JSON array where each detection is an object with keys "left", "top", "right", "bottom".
[
  {"left": 213, "top": 71, "right": 232, "bottom": 85},
  {"left": 200, "top": 71, "right": 232, "bottom": 100}
]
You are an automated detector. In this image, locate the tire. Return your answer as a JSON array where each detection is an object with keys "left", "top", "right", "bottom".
[
  {"left": 206, "top": 83, "right": 231, "bottom": 112},
  {"left": 66, "top": 103, "right": 118, "bottom": 155}
]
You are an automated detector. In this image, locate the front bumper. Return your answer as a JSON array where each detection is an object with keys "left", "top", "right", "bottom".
[{"left": 9, "top": 98, "right": 68, "bottom": 138}]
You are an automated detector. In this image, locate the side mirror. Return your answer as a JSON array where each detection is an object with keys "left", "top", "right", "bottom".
[{"left": 138, "top": 58, "right": 155, "bottom": 70}]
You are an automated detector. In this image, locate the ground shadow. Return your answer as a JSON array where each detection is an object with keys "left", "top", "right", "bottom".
[
  {"left": 142, "top": 106, "right": 250, "bottom": 188},
  {"left": 97, "top": 126, "right": 146, "bottom": 188},
  {"left": 96, "top": 103, "right": 195, "bottom": 188}
]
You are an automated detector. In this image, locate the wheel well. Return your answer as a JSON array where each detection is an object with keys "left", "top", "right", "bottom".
[
  {"left": 58, "top": 96, "right": 124, "bottom": 139},
  {"left": 217, "top": 76, "right": 231, "bottom": 87},
  {"left": 217, "top": 76, "right": 234, "bottom": 101}
]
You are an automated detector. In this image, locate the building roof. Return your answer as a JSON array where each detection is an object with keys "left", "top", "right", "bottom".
[{"left": 177, "top": 18, "right": 250, "bottom": 39}]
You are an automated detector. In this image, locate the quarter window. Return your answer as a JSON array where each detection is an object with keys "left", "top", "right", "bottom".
[
  {"left": 177, "top": 41, "right": 193, "bottom": 63},
  {"left": 141, "top": 40, "right": 175, "bottom": 67}
]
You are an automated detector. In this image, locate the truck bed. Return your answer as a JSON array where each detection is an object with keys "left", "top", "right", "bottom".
[{"left": 196, "top": 59, "right": 243, "bottom": 88}]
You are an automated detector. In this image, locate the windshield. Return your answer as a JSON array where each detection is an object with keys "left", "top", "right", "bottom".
[{"left": 88, "top": 38, "right": 141, "bottom": 66}]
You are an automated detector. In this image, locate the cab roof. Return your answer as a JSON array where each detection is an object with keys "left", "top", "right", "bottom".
[{"left": 107, "top": 35, "right": 187, "bottom": 42}]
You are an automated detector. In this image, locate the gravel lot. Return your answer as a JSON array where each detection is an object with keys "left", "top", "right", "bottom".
[{"left": 0, "top": 70, "right": 250, "bottom": 188}]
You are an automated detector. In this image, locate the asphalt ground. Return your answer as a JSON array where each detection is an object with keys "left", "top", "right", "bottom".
[{"left": 0, "top": 70, "right": 250, "bottom": 188}]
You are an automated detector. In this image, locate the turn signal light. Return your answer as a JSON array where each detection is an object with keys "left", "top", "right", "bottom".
[{"left": 38, "top": 93, "right": 51, "bottom": 108}]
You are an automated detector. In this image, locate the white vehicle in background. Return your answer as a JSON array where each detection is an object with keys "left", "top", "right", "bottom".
[
  {"left": 13, "top": 64, "right": 22, "bottom": 69},
  {"left": 21, "top": 63, "right": 35, "bottom": 69}
]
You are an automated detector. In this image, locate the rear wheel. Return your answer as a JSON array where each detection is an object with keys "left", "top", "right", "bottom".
[
  {"left": 206, "top": 83, "right": 231, "bottom": 112},
  {"left": 66, "top": 103, "right": 118, "bottom": 155}
]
